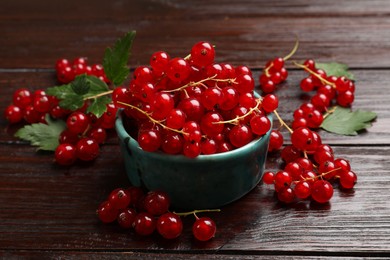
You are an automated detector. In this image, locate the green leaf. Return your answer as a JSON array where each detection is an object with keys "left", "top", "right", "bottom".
[
  {"left": 85, "top": 75, "right": 109, "bottom": 94},
  {"left": 59, "top": 94, "right": 85, "bottom": 111},
  {"left": 316, "top": 62, "right": 355, "bottom": 80},
  {"left": 14, "top": 115, "right": 66, "bottom": 151},
  {"left": 321, "top": 106, "right": 377, "bottom": 135},
  {"left": 103, "top": 31, "right": 136, "bottom": 86},
  {"left": 46, "top": 84, "right": 73, "bottom": 99},
  {"left": 71, "top": 75, "right": 90, "bottom": 95},
  {"left": 86, "top": 96, "right": 111, "bottom": 118}
]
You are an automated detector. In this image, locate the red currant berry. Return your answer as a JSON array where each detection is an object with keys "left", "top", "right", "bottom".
[
  {"left": 143, "top": 190, "right": 171, "bottom": 216},
  {"left": 138, "top": 129, "right": 161, "bottom": 152},
  {"left": 117, "top": 208, "right": 137, "bottom": 229},
  {"left": 167, "top": 58, "right": 191, "bottom": 82},
  {"left": 133, "top": 212, "right": 156, "bottom": 236},
  {"left": 339, "top": 171, "right": 357, "bottom": 189},
  {"left": 76, "top": 138, "right": 100, "bottom": 161},
  {"left": 97, "top": 200, "right": 118, "bottom": 223},
  {"left": 190, "top": 41, "right": 215, "bottom": 68},
  {"left": 229, "top": 124, "right": 253, "bottom": 148},
  {"left": 294, "top": 181, "right": 311, "bottom": 199},
  {"left": 268, "top": 130, "right": 284, "bottom": 152},
  {"left": 277, "top": 186, "right": 295, "bottom": 203},
  {"left": 311, "top": 180, "right": 333, "bottom": 203},
  {"left": 4, "top": 105, "right": 23, "bottom": 124},
  {"left": 262, "top": 94, "right": 278, "bottom": 113},
  {"left": 157, "top": 212, "right": 183, "bottom": 239},
  {"left": 13, "top": 88, "right": 33, "bottom": 108},
  {"left": 192, "top": 217, "right": 216, "bottom": 241},
  {"left": 150, "top": 51, "right": 170, "bottom": 73},
  {"left": 108, "top": 188, "right": 131, "bottom": 210},
  {"left": 55, "top": 143, "right": 77, "bottom": 166},
  {"left": 262, "top": 171, "right": 275, "bottom": 185},
  {"left": 67, "top": 112, "right": 90, "bottom": 134}
]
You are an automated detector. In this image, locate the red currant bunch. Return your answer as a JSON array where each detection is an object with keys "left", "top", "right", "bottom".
[
  {"left": 97, "top": 186, "right": 218, "bottom": 241},
  {"left": 55, "top": 57, "right": 109, "bottom": 84},
  {"left": 259, "top": 57, "right": 288, "bottom": 93},
  {"left": 114, "top": 41, "right": 275, "bottom": 158}
]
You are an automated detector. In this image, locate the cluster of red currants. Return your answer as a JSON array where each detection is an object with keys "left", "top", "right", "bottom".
[
  {"left": 259, "top": 57, "right": 289, "bottom": 93},
  {"left": 4, "top": 88, "right": 58, "bottom": 125},
  {"left": 97, "top": 187, "right": 217, "bottom": 241},
  {"left": 56, "top": 57, "right": 109, "bottom": 84},
  {"left": 55, "top": 103, "right": 117, "bottom": 165},
  {"left": 258, "top": 58, "right": 357, "bottom": 204},
  {"left": 4, "top": 57, "right": 118, "bottom": 166},
  {"left": 112, "top": 41, "right": 275, "bottom": 157}
]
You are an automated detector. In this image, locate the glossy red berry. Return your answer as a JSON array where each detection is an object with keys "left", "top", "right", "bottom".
[
  {"left": 55, "top": 143, "right": 77, "bottom": 166},
  {"left": 167, "top": 57, "right": 191, "bottom": 82},
  {"left": 192, "top": 217, "right": 216, "bottom": 241},
  {"left": 76, "top": 138, "right": 100, "bottom": 161},
  {"left": 143, "top": 191, "right": 171, "bottom": 216},
  {"left": 13, "top": 88, "right": 32, "bottom": 108},
  {"left": 117, "top": 208, "right": 137, "bottom": 229},
  {"left": 157, "top": 212, "right": 183, "bottom": 239},
  {"left": 190, "top": 41, "right": 215, "bottom": 68},
  {"left": 133, "top": 212, "right": 156, "bottom": 236},
  {"left": 108, "top": 188, "right": 131, "bottom": 210},
  {"left": 4, "top": 105, "right": 23, "bottom": 124},
  {"left": 311, "top": 180, "right": 334, "bottom": 203},
  {"left": 97, "top": 200, "right": 118, "bottom": 224},
  {"left": 67, "top": 112, "right": 90, "bottom": 134}
]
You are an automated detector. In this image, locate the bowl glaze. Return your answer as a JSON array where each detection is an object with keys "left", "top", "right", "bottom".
[{"left": 115, "top": 112, "right": 272, "bottom": 210}]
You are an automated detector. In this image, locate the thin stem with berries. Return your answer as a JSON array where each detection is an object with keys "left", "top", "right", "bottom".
[
  {"left": 264, "top": 38, "right": 299, "bottom": 77},
  {"left": 162, "top": 75, "right": 237, "bottom": 93},
  {"left": 273, "top": 110, "right": 293, "bottom": 134},
  {"left": 293, "top": 61, "right": 336, "bottom": 88},
  {"left": 117, "top": 101, "right": 189, "bottom": 136},
  {"left": 213, "top": 98, "right": 262, "bottom": 125},
  {"left": 173, "top": 209, "right": 221, "bottom": 217}
]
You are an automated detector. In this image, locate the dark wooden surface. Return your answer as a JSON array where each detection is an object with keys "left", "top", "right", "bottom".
[{"left": 1, "top": 0, "right": 389, "bottom": 259}]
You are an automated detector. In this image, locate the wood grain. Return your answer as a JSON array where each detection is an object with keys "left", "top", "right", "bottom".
[
  {"left": 1, "top": 0, "right": 390, "bottom": 69},
  {"left": 1, "top": 0, "right": 390, "bottom": 258}
]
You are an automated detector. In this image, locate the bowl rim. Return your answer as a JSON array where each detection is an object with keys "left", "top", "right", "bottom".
[{"left": 115, "top": 111, "right": 272, "bottom": 163}]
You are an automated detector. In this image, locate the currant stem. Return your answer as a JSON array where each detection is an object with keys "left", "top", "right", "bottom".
[
  {"left": 162, "top": 75, "right": 236, "bottom": 93},
  {"left": 323, "top": 106, "right": 338, "bottom": 119},
  {"left": 173, "top": 209, "right": 221, "bottom": 217},
  {"left": 283, "top": 37, "right": 300, "bottom": 61},
  {"left": 264, "top": 37, "right": 299, "bottom": 77},
  {"left": 116, "top": 101, "right": 189, "bottom": 136},
  {"left": 213, "top": 98, "right": 262, "bottom": 125},
  {"left": 273, "top": 110, "right": 293, "bottom": 134},
  {"left": 293, "top": 62, "right": 336, "bottom": 88},
  {"left": 294, "top": 167, "right": 342, "bottom": 184},
  {"left": 83, "top": 90, "right": 114, "bottom": 101}
]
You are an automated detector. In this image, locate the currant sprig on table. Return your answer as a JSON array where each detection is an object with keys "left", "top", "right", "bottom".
[
  {"left": 97, "top": 186, "right": 219, "bottom": 241},
  {"left": 261, "top": 57, "right": 376, "bottom": 204}
]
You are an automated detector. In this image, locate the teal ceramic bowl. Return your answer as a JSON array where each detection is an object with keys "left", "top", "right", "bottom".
[{"left": 115, "top": 112, "right": 272, "bottom": 210}]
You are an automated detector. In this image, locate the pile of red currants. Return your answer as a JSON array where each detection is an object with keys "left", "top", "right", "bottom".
[
  {"left": 258, "top": 57, "right": 357, "bottom": 204},
  {"left": 112, "top": 42, "right": 275, "bottom": 158},
  {"left": 97, "top": 187, "right": 217, "bottom": 241},
  {"left": 4, "top": 58, "right": 118, "bottom": 165}
]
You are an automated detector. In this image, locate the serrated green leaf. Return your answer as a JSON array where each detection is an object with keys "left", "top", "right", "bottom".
[
  {"left": 86, "top": 96, "right": 111, "bottom": 118},
  {"left": 321, "top": 106, "right": 377, "bottom": 135},
  {"left": 14, "top": 115, "right": 66, "bottom": 151},
  {"left": 316, "top": 62, "right": 355, "bottom": 80},
  {"left": 46, "top": 84, "right": 73, "bottom": 99},
  {"left": 103, "top": 31, "right": 136, "bottom": 86},
  {"left": 71, "top": 75, "right": 90, "bottom": 95},
  {"left": 85, "top": 75, "right": 109, "bottom": 94},
  {"left": 59, "top": 94, "right": 84, "bottom": 111}
]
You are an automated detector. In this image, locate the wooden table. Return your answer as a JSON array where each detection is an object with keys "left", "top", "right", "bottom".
[{"left": 1, "top": 0, "right": 389, "bottom": 258}]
